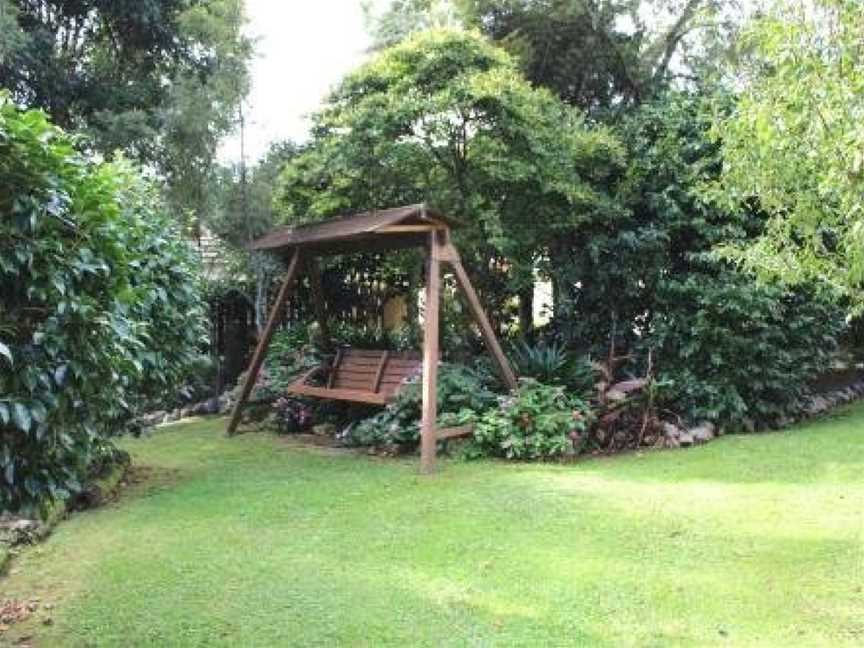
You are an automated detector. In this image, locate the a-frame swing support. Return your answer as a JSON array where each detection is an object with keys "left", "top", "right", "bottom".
[{"left": 226, "top": 204, "right": 517, "bottom": 474}]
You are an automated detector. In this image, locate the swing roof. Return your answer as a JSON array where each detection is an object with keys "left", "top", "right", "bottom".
[{"left": 248, "top": 203, "right": 457, "bottom": 257}]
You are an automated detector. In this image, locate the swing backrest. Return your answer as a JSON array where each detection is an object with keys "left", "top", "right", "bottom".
[{"left": 288, "top": 349, "right": 422, "bottom": 405}]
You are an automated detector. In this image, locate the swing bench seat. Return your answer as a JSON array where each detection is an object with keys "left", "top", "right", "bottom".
[{"left": 288, "top": 349, "right": 422, "bottom": 405}]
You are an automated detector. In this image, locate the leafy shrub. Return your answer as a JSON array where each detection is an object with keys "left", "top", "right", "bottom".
[
  {"left": 512, "top": 342, "right": 568, "bottom": 383},
  {"left": 0, "top": 98, "right": 206, "bottom": 513},
  {"left": 342, "top": 364, "right": 499, "bottom": 448},
  {"left": 272, "top": 397, "right": 314, "bottom": 434},
  {"left": 650, "top": 272, "right": 845, "bottom": 428},
  {"left": 471, "top": 380, "right": 591, "bottom": 460},
  {"left": 511, "top": 341, "right": 595, "bottom": 394},
  {"left": 249, "top": 325, "right": 323, "bottom": 402}
]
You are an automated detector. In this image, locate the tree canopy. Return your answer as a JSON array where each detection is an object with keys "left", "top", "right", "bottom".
[
  {"left": 276, "top": 29, "right": 624, "bottom": 331},
  {"left": 0, "top": 0, "right": 252, "bottom": 222},
  {"left": 366, "top": 0, "right": 742, "bottom": 114},
  {"left": 710, "top": 0, "right": 864, "bottom": 306}
]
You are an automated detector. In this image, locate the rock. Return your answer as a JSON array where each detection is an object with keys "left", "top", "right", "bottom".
[
  {"left": 218, "top": 394, "right": 231, "bottom": 413},
  {"left": 678, "top": 431, "right": 694, "bottom": 447},
  {"left": 662, "top": 422, "right": 682, "bottom": 440},
  {"left": 313, "top": 423, "right": 337, "bottom": 437},
  {"left": 0, "top": 518, "right": 43, "bottom": 545},
  {"left": 179, "top": 405, "right": 194, "bottom": 419},
  {"left": 195, "top": 397, "right": 220, "bottom": 415},
  {"left": 140, "top": 411, "right": 167, "bottom": 428},
  {"left": 690, "top": 423, "right": 715, "bottom": 444}
]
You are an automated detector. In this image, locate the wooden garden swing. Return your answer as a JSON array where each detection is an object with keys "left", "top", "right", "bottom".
[{"left": 226, "top": 204, "right": 517, "bottom": 473}]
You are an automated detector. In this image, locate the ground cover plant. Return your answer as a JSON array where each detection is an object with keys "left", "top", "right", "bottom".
[{"left": 1, "top": 408, "right": 862, "bottom": 645}]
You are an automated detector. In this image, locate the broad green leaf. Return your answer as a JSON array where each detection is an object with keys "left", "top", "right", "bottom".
[
  {"left": 0, "top": 341, "right": 12, "bottom": 365},
  {"left": 12, "top": 403, "right": 31, "bottom": 432}
]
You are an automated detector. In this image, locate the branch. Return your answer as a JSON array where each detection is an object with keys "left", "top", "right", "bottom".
[{"left": 652, "top": 0, "right": 706, "bottom": 87}]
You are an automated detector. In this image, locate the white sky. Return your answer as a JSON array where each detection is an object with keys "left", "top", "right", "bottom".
[{"left": 219, "top": 1, "right": 374, "bottom": 163}]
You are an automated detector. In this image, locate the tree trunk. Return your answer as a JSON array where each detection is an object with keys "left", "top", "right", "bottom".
[{"left": 518, "top": 284, "right": 534, "bottom": 343}]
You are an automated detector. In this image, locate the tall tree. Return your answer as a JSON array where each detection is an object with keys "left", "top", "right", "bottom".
[
  {"left": 276, "top": 30, "right": 623, "bottom": 337},
  {"left": 0, "top": 0, "right": 252, "bottom": 221},
  {"left": 710, "top": 0, "right": 864, "bottom": 306},
  {"left": 367, "top": 0, "right": 742, "bottom": 115},
  {"left": 209, "top": 141, "right": 299, "bottom": 332}
]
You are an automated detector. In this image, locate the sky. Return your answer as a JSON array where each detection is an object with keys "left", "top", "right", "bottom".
[{"left": 219, "top": 1, "right": 375, "bottom": 163}]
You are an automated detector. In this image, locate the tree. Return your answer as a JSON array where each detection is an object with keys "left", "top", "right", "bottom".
[
  {"left": 161, "top": 0, "right": 253, "bottom": 225},
  {"left": 364, "top": 0, "right": 462, "bottom": 48},
  {"left": 209, "top": 141, "right": 299, "bottom": 332},
  {"left": 0, "top": 0, "right": 25, "bottom": 61},
  {"left": 276, "top": 29, "right": 624, "bottom": 338},
  {"left": 366, "top": 0, "right": 743, "bottom": 115},
  {"left": 710, "top": 0, "right": 864, "bottom": 307},
  {"left": 0, "top": 0, "right": 252, "bottom": 222}
]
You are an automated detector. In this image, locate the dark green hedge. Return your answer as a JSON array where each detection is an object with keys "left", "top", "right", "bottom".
[{"left": 0, "top": 96, "right": 206, "bottom": 513}]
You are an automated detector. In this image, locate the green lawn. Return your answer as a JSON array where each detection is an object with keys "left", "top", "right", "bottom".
[{"left": 2, "top": 408, "right": 863, "bottom": 647}]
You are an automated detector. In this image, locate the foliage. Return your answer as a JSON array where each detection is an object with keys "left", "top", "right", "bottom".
[
  {"left": 650, "top": 273, "right": 845, "bottom": 429},
  {"left": 709, "top": 0, "right": 864, "bottom": 308},
  {"left": 549, "top": 92, "right": 747, "bottom": 350},
  {"left": 364, "top": 0, "right": 462, "bottom": 49},
  {"left": 276, "top": 29, "right": 624, "bottom": 338},
  {"left": 0, "top": 98, "right": 206, "bottom": 512},
  {"left": 535, "top": 91, "right": 846, "bottom": 431},
  {"left": 271, "top": 396, "right": 314, "bottom": 434},
  {"left": 512, "top": 341, "right": 568, "bottom": 383},
  {"left": 471, "top": 379, "right": 591, "bottom": 460},
  {"left": 343, "top": 363, "right": 498, "bottom": 448},
  {"left": 249, "top": 326, "right": 323, "bottom": 402},
  {"left": 367, "top": 1, "right": 743, "bottom": 114},
  {"left": 0, "top": 0, "right": 252, "bottom": 223},
  {"left": 511, "top": 341, "right": 594, "bottom": 394},
  {"left": 209, "top": 141, "right": 300, "bottom": 247}
]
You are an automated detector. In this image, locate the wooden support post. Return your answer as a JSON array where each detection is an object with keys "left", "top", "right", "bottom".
[
  {"left": 420, "top": 234, "right": 442, "bottom": 474},
  {"left": 226, "top": 250, "right": 303, "bottom": 436},
  {"left": 306, "top": 256, "right": 332, "bottom": 351},
  {"left": 444, "top": 243, "right": 518, "bottom": 392}
]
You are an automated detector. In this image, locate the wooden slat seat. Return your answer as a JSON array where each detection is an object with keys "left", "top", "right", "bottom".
[{"left": 288, "top": 349, "right": 422, "bottom": 405}]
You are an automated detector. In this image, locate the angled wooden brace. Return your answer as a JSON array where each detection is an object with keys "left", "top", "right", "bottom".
[
  {"left": 226, "top": 250, "right": 303, "bottom": 436},
  {"left": 438, "top": 240, "right": 518, "bottom": 391}
]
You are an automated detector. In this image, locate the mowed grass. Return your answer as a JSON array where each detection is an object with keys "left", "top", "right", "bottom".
[{"left": 2, "top": 407, "right": 863, "bottom": 647}]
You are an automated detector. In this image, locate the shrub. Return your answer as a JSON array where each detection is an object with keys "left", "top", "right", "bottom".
[
  {"left": 471, "top": 380, "right": 591, "bottom": 460},
  {"left": 512, "top": 342, "right": 568, "bottom": 383},
  {"left": 247, "top": 325, "right": 323, "bottom": 403},
  {"left": 649, "top": 272, "right": 845, "bottom": 428},
  {"left": 511, "top": 341, "right": 595, "bottom": 394},
  {"left": 342, "top": 364, "right": 499, "bottom": 448},
  {"left": 272, "top": 396, "right": 314, "bottom": 434},
  {"left": 0, "top": 97, "right": 206, "bottom": 513}
]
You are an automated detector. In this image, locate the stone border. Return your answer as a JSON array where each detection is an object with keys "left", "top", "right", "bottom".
[{"left": 661, "top": 378, "right": 864, "bottom": 449}]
